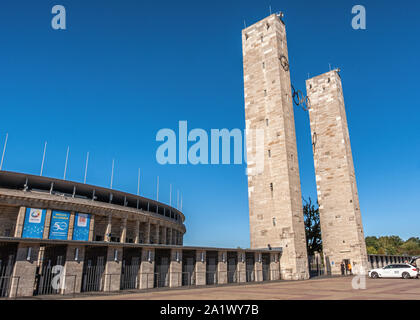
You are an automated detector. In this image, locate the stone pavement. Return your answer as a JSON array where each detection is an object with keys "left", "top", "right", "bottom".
[{"left": 69, "top": 277, "right": 420, "bottom": 300}]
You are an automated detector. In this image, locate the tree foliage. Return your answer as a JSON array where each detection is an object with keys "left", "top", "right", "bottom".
[
  {"left": 303, "top": 198, "right": 322, "bottom": 256},
  {"left": 365, "top": 236, "right": 420, "bottom": 256}
]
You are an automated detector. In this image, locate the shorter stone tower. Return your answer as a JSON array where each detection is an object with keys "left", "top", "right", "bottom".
[{"left": 306, "top": 70, "right": 368, "bottom": 275}]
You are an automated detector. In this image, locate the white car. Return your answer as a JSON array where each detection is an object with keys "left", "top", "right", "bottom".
[{"left": 369, "top": 264, "right": 418, "bottom": 279}]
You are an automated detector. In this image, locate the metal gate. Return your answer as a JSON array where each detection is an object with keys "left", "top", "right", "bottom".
[
  {"left": 81, "top": 247, "right": 107, "bottom": 292},
  {"left": 0, "top": 243, "right": 17, "bottom": 298},
  {"left": 120, "top": 259, "right": 140, "bottom": 290},
  {"left": 120, "top": 248, "right": 141, "bottom": 290},
  {"left": 246, "top": 253, "right": 255, "bottom": 282},
  {"left": 154, "top": 250, "right": 170, "bottom": 288},
  {"left": 182, "top": 253, "right": 195, "bottom": 286},
  {"left": 308, "top": 254, "right": 325, "bottom": 278},
  {"left": 206, "top": 252, "right": 218, "bottom": 285},
  {"left": 34, "top": 245, "right": 67, "bottom": 296},
  {"left": 227, "top": 253, "right": 237, "bottom": 283},
  {"left": 262, "top": 254, "right": 270, "bottom": 281}
]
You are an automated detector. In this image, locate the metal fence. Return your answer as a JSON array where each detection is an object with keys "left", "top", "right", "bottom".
[
  {"left": 308, "top": 255, "right": 325, "bottom": 278},
  {"left": 120, "top": 264, "right": 140, "bottom": 290},
  {"left": 82, "top": 264, "right": 105, "bottom": 292},
  {"left": 0, "top": 260, "right": 15, "bottom": 297},
  {"left": 34, "top": 264, "right": 61, "bottom": 296},
  {"left": 154, "top": 272, "right": 169, "bottom": 288}
]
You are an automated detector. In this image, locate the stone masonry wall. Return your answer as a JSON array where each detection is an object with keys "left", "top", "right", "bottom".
[
  {"left": 242, "top": 14, "right": 309, "bottom": 280},
  {"left": 306, "top": 70, "right": 368, "bottom": 275}
]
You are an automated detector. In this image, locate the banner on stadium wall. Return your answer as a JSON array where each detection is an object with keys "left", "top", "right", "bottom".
[
  {"left": 72, "top": 213, "right": 91, "bottom": 241},
  {"left": 49, "top": 210, "right": 70, "bottom": 240},
  {"left": 22, "top": 208, "right": 46, "bottom": 239}
]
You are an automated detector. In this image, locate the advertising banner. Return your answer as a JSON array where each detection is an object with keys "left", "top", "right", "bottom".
[
  {"left": 22, "top": 208, "right": 46, "bottom": 239},
  {"left": 49, "top": 210, "right": 70, "bottom": 240},
  {"left": 72, "top": 213, "right": 91, "bottom": 241}
]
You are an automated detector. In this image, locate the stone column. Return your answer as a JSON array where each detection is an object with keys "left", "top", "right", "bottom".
[
  {"left": 139, "top": 248, "right": 154, "bottom": 289},
  {"left": 103, "top": 246, "right": 122, "bottom": 292},
  {"left": 243, "top": 14, "right": 309, "bottom": 280},
  {"left": 9, "top": 243, "right": 40, "bottom": 297},
  {"left": 155, "top": 224, "right": 160, "bottom": 244},
  {"left": 169, "top": 249, "right": 182, "bottom": 288},
  {"left": 120, "top": 217, "right": 127, "bottom": 243},
  {"left": 237, "top": 251, "right": 246, "bottom": 283},
  {"left": 270, "top": 252, "right": 281, "bottom": 280},
  {"left": 173, "top": 230, "right": 177, "bottom": 245},
  {"left": 162, "top": 226, "right": 167, "bottom": 245},
  {"left": 306, "top": 70, "right": 368, "bottom": 275},
  {"left": 63, "top": 245, "right": 85, "bottom": 295},
  {"left": 169, "top": 228, "right": 174, "bottom": 245},
  {"left": 67, "top": 212, "right": 76, "bottom": 241},
  {"left": 42, "top": 209, "right": 52, "bottom": 239},
  {"left": 134, "top": 219, "right": 140, "bottom": 244},
  {"left": 88, "top": 214, "right": 95, "bottom": 241},
  {"left": 195, "top": 250, "right": 206, "bottom": 286},
  {"left": 145, "top": 221, "right": 151, "bottom": 244},
  {"left": 14, "top": 206, "right": 26, "bottom": 238},
  {"left": 254, "top": 252, "right": 263, "bottom": 282},
  {"left": 217, "top": 251, "right": 228, "bottom": 284},
  {"left": 105, "top": 214, "right": 112, "bottom": 242}
]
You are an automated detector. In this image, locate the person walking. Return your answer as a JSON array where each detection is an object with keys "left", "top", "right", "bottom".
[
  {"left": 348, "top": 263, "right": 353, "bottom": 275},
  {"left": 340, "top": 261, "right": 345, "bottom": 276}
]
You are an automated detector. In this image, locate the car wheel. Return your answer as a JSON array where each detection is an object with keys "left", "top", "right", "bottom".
[
  {"left": 402, "top": 272, "right": 411, "bottom": 279},
  {"left": 371, "top": 272, "right": 379, "bottom": 279}
]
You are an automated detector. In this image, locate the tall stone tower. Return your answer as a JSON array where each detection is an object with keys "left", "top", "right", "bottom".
[
  {"left": 306, "top": 70, "right": 368, "bottom": 275},
  {"left": 242, "top": 14, "right": 309, "bottom": 280}
]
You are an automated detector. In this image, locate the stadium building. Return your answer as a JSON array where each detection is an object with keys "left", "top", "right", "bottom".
[{"left": 0, "top": 171, "right": 281, "bottom": 298}]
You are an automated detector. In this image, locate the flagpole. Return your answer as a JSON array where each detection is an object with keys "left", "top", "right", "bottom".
[
  {"left": 177, "top": 190, "right": 179, "bottom": 209},
  {"left": 40, "top": 142, "right": 47, "bottom": 176},
  {"left": 84, "top": 152, "right": 89, "bottom": 184},
  {"left": 0, "top": 133, "right": 8, "bottom": 171},
  {"left": 156, "top": 176, "right": 159, "bottom": 201},
  {"left": 110, "top": 159, "right": 114, "bottom": 189},
  {"left": 137, "top": 168, "right": 141, "bottom": 196},
  {"left": 63, "top": 146, "right": 69, "bottom": 180}
]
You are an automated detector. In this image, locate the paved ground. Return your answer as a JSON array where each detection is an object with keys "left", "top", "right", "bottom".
[{"left": 70, "top": 277, "right": 420, "bottom": 300}]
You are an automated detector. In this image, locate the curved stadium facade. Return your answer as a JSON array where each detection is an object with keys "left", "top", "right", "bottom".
[{"left": 0, "top": 170, "right": 282, "bottom": 298}]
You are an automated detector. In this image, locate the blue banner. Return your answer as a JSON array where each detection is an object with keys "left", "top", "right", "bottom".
[
  {"left": 22, "top": 208, "right": 46, "bottom": 239},
  {"left": 72, "top": 213, "right": 91, "bottom": 241},
  {"left": 49, "top": 210, "right": 70, "bottom": 240}
]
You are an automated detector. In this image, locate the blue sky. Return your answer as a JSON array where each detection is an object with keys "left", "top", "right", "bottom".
[{"left": 0, "top": 0, "right": 419, "bottom": 248}]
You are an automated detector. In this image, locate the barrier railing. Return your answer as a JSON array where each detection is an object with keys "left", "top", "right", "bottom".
[{"left": 3, "top": 268, "right": 283, "bottom": 298}]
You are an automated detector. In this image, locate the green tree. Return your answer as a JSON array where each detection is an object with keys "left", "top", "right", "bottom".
[
  {"left": 365, "top": 236, "right": 379, "bottom": 251},
  {"left": 365, "top": 236, "right": 420, "bottom": 256},
  {"left": 303, "top": 198, "right": 322, "bottom": 256}
]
